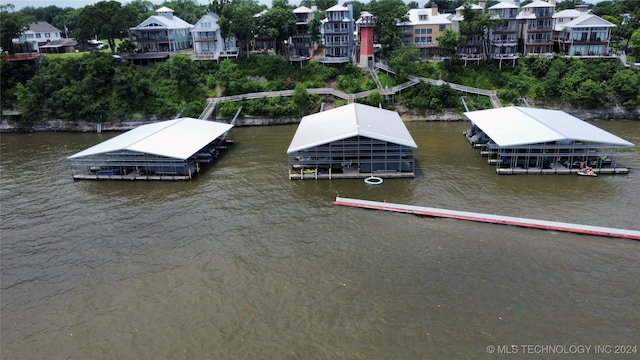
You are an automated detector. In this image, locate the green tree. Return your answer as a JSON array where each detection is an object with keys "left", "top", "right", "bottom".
[
  {"left": 51, "top": 8, "right": 80, "bottom": 38},
  {"left": 574, "top": 79, "right": 609, "bottom": 108},
  {"left": 609, "top": 68, "right": 640, "bottom": 109},
  {"left": 0, "top": 57, "right": 36, "bottom": 110},
  {"left": 631, "top": 28, "right": 640, "bottom": 57},
  {"left": 15, "top": 5, "right": 64, "bottom": 25},
  {"left": 161, "top": 0, "right": 207, "bottom": 25},
  {"left": 426, "top": 0, "right": 465, "bottom": 14},
  {"left": 388, "top": 45, "right": 420, "bottom": 79},
  {"left": 292, "top": 83, "right": 311, "bottom": 116},
  {"left": 308, "top": 10, "right": 324, "bottom": 43},
  {"left": 307, "top": 0, "right": 337, "bottom": 11},
  {"left": 220, "top": 1, "right": 260, "bottom": 56},
  {"left": 75, "top": 1, "right": 138, "bottom": 52},
  {"left": 125, "top": 0, "right": 156, "bottom": 24},
  {"left": 256, "top": 0, "right": 296, "bottom": 54},
  {"left": 555, "top": 0, "right": 585, "bottom": 11},
  {"left": 437, "top": 29, "right": 466, "bottom": 58},
  {"left": 367, "top": 0, "right": 408, "bottom": 58},
  {"left": 360, "top": 90, "right": 384, "bottom": 107},
  {"left": 459, "top": 2, "right": 501, "bottom": 58},
  {"left": 1, "top": 4, "right": 35, "bottom": 54}
]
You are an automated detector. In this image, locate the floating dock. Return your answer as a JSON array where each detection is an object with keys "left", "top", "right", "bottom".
[{"left": 333, "top": 197, "right": 640, "bottom": 241}]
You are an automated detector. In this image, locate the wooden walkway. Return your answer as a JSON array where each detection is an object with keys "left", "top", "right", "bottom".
[
  {"left": 333, "top": 197, "right": 640, "bottom": 241},
  {"left": 200, "top": 63, "right": 501, "bottom": 119}
]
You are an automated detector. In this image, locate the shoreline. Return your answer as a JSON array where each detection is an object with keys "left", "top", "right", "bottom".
[{"left": 1, "top": 106, "right": 638, "bottom": 133}]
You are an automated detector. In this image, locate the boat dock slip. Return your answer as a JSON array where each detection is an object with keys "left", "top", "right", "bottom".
[{"left": 333, "top": 197, "right": 640, "bottom": 241}]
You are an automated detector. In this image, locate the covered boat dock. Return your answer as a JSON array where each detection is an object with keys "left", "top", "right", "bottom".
[
  {"left": 67, "top": 117, "right": 233, "bottom": 181},
  {"left": 287, "top": 103, "right": 417, "bottom": 179},
  {"left": 463, "top": 107, "right": 634, "bottom": 175}
]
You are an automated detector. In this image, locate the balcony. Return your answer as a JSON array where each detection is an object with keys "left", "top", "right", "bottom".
[
  {"left": 318, "top": 56, "right": 350, "bottom": 64},
  {"left": 324, "top": 28, "right": 349, "bottom": 34}
]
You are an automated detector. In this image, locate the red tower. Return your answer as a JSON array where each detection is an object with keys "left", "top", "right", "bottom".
[{"left": 358, "top": 12, "right": 375, "bottom": 68}]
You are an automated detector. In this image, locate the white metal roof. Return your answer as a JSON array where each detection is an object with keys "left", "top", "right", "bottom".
[
  {"left": 562, "top": 14, "right": 615, "bottom": 29},
  {"left": 287, "top": 103, "right": 417, "bottom": 153},
  {"left": 68, "top": 118, "right": 233, "bottom": 160},
  {"left": 489, "top": 2, "right": 519, "bottom": 10},
  {"left": 401, "top": 8, "right": 452, "bottom": 25},
  {"left": 464, "top": 107, "right": 634, "bottom": 147}
]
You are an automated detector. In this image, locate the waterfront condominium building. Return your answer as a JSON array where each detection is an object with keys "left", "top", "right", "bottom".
[
  {"left": 487, "top": 1, "right": 520, "bottom": 63},
  {"left": 517, "top": 0, "right": 555, "bottom": 56},
  {"left": 319, "top": 3, "right": 354, "bottom": 64},
  {"left": 398, "top": 5, "right": 452, "bottom": 59},
  {"left": 552, "top": 5, "right": 616, "bottom": 57},
  {"left": 288, "top": 5, "right": 316, "bottom": 62},
  {"left": 129, "top": 7, "right": 193, "bottom": 53}
]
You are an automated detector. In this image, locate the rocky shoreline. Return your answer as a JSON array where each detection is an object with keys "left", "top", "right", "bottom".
[{"left": 1, "top": 105, "right": 638, "bottom": 133}]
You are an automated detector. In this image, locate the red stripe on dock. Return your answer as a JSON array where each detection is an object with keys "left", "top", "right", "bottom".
[{"left": 333, "top": 197, "right": 640, "bottom": 241}]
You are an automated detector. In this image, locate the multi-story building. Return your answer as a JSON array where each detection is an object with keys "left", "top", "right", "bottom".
[
  {"left": 12, "top": 21, "right": 76, "bottom": 54},
  {"left": 129, "top": 7, "right": 193, "bottom": 53},
  {"left": 451, "top": 3, "right": 485, "bottom": 63},
  {"left": 398, "top": 5, "right": 452, "bottom": 59},
  {"left": 487, "top": 1, "right": 520, "bottom": 67},
  {"left": 252, "top": 10, "right": 276, "bottom": 54},
  {"left": 191, "top": 13, "right": 238, "bottom": 61},
  {"left": 319, "top": 3, "right": 354, "bottom": 64},
  {"left": 553, "top": 5, "right": 616, "bottom": 57},
  {"left": 288, "top": 5, "right": 316, "bottom": 63},
  {"left": 517, "top": 0, "right": 555, "bottom": 56}
]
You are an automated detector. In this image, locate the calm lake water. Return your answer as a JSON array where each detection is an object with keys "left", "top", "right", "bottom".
[{"left": 1, "top": 121, "right": 639, "bottom": 359}]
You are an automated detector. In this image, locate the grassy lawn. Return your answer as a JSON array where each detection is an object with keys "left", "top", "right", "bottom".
[
  {"left": 377, "top": 71, "right": 396, "bottom": 88},
  {"left": 44, "top": 38, "right": 123, "bottom": 59}
]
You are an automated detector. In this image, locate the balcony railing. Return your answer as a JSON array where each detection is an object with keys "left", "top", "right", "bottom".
[
  {"left": 324, "top": 41, "right": 349, "bottom": 46},
  {"left": 324, "top": 28, "right": 349, "bottom": 34},
  {"left": 318, "top": 56, "right": 350, "bottom": 63}
]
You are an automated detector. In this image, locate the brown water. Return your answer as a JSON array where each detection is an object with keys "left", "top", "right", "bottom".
[{"left": 1, "top": 121, "right": 639, "bottom": 359}]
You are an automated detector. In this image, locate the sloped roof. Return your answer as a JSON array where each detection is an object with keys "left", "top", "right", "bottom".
[
  {"left": 28, "top": 21, "right": 60, "bottom": 33},
  {"left": 294, "top": 6, "right": 313, "bottom": 13},
  {"left": 68, "top": 118, "right": 233, "bottom": 160},
  {"left": 489, "top": 2, "right": 519, "bottom": 10},
  {"left": 192, "top": 13, "right": 221, "bottom": 32},
  {"left": 563, "top": 14, "right": 615, "bottom": 29},
  {"left": 287, "top": 103, "right": 417, "bottom": 153},
  {"left": 455, "top": 3, "right": 483, "bottom": 10},
  {"left": 326, "top": 4, "right": 348, "bottom": 12},
  {"left": 132, "top": 12, "right": 193, "bottom": 30},
  {"left": 464, "top": 107, "right": 634, "bottom": 147},
  {"left": 523, "top": 0, "right": 555, "bottom": 8},
  {"left": 553, "top": 9, "right": 582, "bottom": 18},
  {"left": 39, "top": 38, "right": 77, "bottom": 48},
  {"left": 401, "top": 8, "right": 451, "bottom": 25}
]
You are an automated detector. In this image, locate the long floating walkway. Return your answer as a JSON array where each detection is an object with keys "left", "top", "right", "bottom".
[{"left": 333, "top": 197, "right": 640, "bottom": 241}]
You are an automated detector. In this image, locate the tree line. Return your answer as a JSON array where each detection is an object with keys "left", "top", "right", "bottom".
[
  {"left": 3, "top": 49, "right": 639, "bottom": 123},
  {"left": 1, "top": 0, "right": 640, "bottom": 122}
]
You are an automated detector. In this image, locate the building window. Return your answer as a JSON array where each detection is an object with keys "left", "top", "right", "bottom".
[{"left": 439, "top": 24, "right": 446, "bottom": 31}]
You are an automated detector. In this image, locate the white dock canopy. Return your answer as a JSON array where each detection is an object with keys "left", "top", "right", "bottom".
[
  {"left": 464, "top": 107, "right": 634, "bottom": 148},
  {"left": 68, "top": 118, "right": 233, "bottom": 160},
  {"left": 287, "top": 103, "right": 417, "bottom": 153}
]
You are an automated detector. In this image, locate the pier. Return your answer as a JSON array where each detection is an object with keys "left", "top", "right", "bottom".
[{"left": 333, "top": 197, "right": 640, "bottom": 241}]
